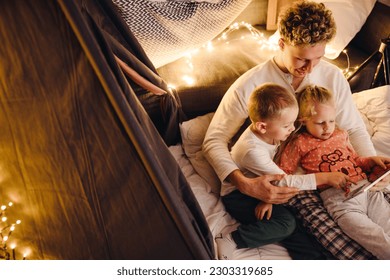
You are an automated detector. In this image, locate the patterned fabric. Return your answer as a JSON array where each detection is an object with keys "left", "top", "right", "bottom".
[
  {"left": 112, "top": 0, "right": 252, "bottom": 67},
  {"left": 280, "top": 129, "right": 371, "bottom": 182},
  {"left": 288, "top": 190, "right": 390, "bottom": 260},
  {"left": 280, "top": 128, "right": 390, "bottom": 259}
]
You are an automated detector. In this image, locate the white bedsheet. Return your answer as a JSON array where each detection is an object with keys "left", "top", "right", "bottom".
[
  {"left": 169, "top": 144, "right": 291, "bottom": 259},
  {"left": 352, "top": 85, "right": 390, "bottom": 157}
]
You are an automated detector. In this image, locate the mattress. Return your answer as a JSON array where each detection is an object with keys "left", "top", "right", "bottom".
[{"left": 169, "top": 85, "right": 390, "bottom": 260}]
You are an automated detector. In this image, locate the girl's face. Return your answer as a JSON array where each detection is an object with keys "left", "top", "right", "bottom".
[
  {"left": 256, "top": 106, "right": 298, "bottom": 144},
  {"left": 304, "top": 102, "right": 336, "bottom": 140},
  {"left": 279, "top": 39, "right": 326, "bottom": 78}
]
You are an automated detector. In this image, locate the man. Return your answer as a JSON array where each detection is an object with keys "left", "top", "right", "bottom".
[{"left": 203, "top": 0, "right": 377, "bottom": 259}]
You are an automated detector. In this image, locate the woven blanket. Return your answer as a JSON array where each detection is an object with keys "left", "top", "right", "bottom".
[{"left": 112, "top": 0, "right": 252, "bottom": 67}]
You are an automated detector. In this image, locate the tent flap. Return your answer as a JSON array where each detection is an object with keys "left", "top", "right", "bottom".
[{"left": 0, "top": 0, "right": 213, "bottom": 260}]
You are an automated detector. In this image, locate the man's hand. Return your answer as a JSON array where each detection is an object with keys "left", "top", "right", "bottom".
[
  {"left": 228, "top": 170, "right": 299, "bottom": 204},
  {"left": 368, "top": 156, "right": 390, "bottom": 170}
]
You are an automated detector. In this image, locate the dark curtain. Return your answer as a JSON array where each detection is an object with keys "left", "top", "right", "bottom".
[{"left": 0, "top": 0, "right": 213, "bottom": 259}]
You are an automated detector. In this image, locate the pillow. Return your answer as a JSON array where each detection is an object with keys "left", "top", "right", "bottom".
[
  {"left": 352, "top": 85, "right": 390, "bottom": 157},
  {"left": 318, "top": 0, "right": 376, "bottom": 59},
  {"left": 270, "top": 0, "right": 376, "bottom": 59},
  {"left": 180, "top": 112, "right": 221, "bottom": 194},
  {"left": 158, "top": 31, "right": 275, "bottom": 118}
]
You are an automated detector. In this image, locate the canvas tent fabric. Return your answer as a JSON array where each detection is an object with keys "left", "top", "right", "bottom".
[{"left": 0, "top": 0, "right": 213, "bottom": 259}]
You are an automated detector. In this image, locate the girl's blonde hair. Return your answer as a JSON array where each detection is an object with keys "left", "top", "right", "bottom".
[
  {"left": 248, "top": 83, "right": 297, "bottom": 123},
  {"left": 296, "top": 85, "right": 335, "bottom": 122}
]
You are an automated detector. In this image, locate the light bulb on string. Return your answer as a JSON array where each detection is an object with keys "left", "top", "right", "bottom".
[
  {"left": 0, "top": 200, "right": 26, "bottom": 260},
  {"left": 181, "top": 21, "right": 279, "bottom": 73}
]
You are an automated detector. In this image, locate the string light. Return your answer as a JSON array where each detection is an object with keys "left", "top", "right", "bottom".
[
  {"left": 182, "top": 75, "right": 195, "bottom": 86},
  {"left": 173, "top": 21, "right": 354, "bottom": 88},
  {"left": 214, "top": 21, "right": 278, "bottom": 51},
  {"left": 339, "top": 49, "right": 362, "bottom": 79},
  {"left": 0, "top": 200, "right": 24, "bottom": 260},
  {"left": 175, "top": 21, "right": 279, "bottom": 84},
  {"left": 340, "top": 49, "right": 353, "bottom": 78}
]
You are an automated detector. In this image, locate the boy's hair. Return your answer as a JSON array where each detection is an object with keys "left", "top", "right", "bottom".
[
  {"left": 248, "top": 83, "right": 297, "bottom": 123},
  {"left": 278, "top": 1, "right": 336, "bottom": 46},
  {"left": 296, "top": 85, "right": 335, "bottom": 121}
]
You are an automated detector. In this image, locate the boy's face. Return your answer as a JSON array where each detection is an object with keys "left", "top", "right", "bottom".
[
  {"left": 304, "top": 102, "right": 336, "bottom": 140},
  {"left": 279, "top": 39, "right": 326, "bottom": 78},
  {"left": 259, "top": 106, "right": 298, "bottom": 144}
]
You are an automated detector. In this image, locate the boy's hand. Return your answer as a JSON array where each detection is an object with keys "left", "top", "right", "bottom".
[
  {"left": 255, "top": 201, "right": 273, "bottom": 220},
  {"left": 318, "top": 172, "right": 355, "bottom": 190}
]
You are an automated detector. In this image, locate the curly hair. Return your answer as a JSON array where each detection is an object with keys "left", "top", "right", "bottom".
[{"left": 278, "top": 1, "right": 336, "bottom": 46}]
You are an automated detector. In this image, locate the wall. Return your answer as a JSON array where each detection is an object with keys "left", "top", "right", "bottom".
[{"left": 233, "top": 0, "right": 268, "bottom": 26}]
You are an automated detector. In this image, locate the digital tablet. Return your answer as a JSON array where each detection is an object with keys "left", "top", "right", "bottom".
[{"left": 343, "top": 169, "right": 390, "bottom": 201}]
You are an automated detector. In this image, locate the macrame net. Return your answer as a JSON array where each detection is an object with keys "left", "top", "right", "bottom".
[{"left": 112, "top": 0, "right": 252, "bottom": 67}]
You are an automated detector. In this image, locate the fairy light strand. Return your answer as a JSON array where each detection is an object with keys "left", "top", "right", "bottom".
[
  {"left": 172, "top": 21, "right": 353, "bottom": 88},
  {"left": 0, "top": 201, "right": 23, "bottom": 260}
]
